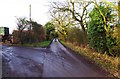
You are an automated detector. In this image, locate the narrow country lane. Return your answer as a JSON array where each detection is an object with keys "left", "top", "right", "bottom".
[{"left": 2, "top": 39, "right": 111, "bottom": 77}]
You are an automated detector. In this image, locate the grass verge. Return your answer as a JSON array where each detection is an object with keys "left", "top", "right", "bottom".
[
  {"left": 60, "top": 40, "right": 65, "bottom": 44},
  {"left": 13, "top": 40, "right": 51, "bottom": 48},
  {"left": 63, "top": 42, "right": 120, "bottom": 78}
]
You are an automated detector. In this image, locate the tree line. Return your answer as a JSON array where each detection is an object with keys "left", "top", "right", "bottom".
[
  {"left": 44, "top": 0, "right": 120, "bottom": 57},
  {"left": 13, "top": 17, "right": 46, "bottom": 44},
  {"left": 12, "top": 0, "right": 120, "bottom": 56}
]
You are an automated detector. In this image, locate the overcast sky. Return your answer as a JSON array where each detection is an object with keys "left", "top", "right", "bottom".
[
  {"left": 0, "top": 0, "right": 118, "bottom": 34},
  {"left": 0, "top": 0, "right": 58, "bottom": 34}
]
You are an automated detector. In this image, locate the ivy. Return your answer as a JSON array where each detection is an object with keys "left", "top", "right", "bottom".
[{"left": 88, "top": 4, "right": 115, "bottom": 54}]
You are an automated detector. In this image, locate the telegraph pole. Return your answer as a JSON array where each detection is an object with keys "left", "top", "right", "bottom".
[
  {"left": 29, "top": 4, "right": 31, "bottom": 22},
  {"left": 29, "top": 4, "right": 32, "bottom": 30},
  {"left": 28, "top": 4, "right": 32, "bottom": 43}
]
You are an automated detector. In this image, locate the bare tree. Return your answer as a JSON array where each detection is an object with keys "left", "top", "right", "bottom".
[
  {"left": 50, "top": 0, "right": 92, "bottom": 45},
  {"left": 16, "top": 17, "right": 28, "bottom": 30},
  {"left": 50, "top": 4, "right": 74, "bottom": 41}
]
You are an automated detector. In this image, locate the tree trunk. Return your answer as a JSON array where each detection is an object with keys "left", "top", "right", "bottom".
[{"left": 80, "top": 22, "right": 87, "bottom": 46}]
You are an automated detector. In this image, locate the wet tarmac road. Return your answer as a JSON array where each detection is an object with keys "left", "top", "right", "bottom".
[{"left": 1, "top": 39, "right": 111, "bottom": 77}]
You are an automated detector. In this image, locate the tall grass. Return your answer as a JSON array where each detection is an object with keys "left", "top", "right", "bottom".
[{"left": 64, "top": 42, "right": 120, "bottom": 78}]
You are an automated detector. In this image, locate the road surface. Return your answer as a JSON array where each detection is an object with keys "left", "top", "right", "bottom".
[{"left": 1, "top": 39, "right": 111, "bottom": 77}]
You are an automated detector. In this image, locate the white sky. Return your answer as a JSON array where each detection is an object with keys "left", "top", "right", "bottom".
[
  {"left": 0, "top": 0, "right": 53, "bottom": 34},
  {"left": 0, "top": 0, "right": 118, "bottom": 34}
]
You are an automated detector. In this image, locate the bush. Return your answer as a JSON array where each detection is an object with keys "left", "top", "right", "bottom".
[
  {"left": 112, "top": 25, "right": 120, "bottom": 56},
  {"left": 88, "top": 4, "right": 115, "bottom": 54},
  {"left": 112, "top": 45, "right": 120, "bottom": 56},
  {"left": 66, "top": 27, "right": 84, "bottom": 45}
]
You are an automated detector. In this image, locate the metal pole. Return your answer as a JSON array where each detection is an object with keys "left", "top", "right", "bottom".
[
  {"left": 29, "top": 4, "right": 31, "bottom": 21},
  {"left": 29, "top": 4, "right": 32, "bottom": 30}
]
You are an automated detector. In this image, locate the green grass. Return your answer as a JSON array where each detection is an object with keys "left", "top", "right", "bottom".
[
  {"left": 37, "top": 40, "right": 51, "bottom": 47},
  {"left": 60, "top": 40, "right": 65, "bottom": 44},
  {"left": 21, "top": 40, "right": 51, "bottom": 48}
]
